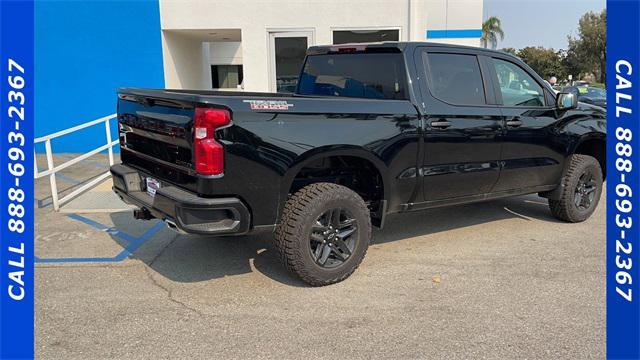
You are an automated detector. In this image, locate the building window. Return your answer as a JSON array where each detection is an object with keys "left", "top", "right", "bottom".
[
  {"left": 274, "top": 37, "right": 308, "bottom": 93},
  {"left": 332, "top": 29, "right": 399, "bottom": 44},
  {"left": 211, "top": 65, "right": 243, "bottom": 89}
]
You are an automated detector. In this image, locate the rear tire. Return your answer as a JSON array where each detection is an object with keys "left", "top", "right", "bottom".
[
  {"left": 549, "top": 154, "right": 603, "bottom": 222},
  {"left": 274, "top": 183, "right": 371, "bottom": 286}
]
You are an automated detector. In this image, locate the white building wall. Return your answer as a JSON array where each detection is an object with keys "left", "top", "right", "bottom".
[
  {"left": 209, "top": 42, "right": 243, "bottom": 65},
  {"left": 425, "top": 0, "right": 484, "bottom": 46},
  {"left": 159, "top": 0, "right": 483, "bottom": 91},
  {"left": 161, "top": 31, "right": 205, "bottom": 89}
]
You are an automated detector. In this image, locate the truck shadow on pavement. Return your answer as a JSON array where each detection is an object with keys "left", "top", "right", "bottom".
[{"left": 109, "top": 193, "right": 564, "bottom": 287}]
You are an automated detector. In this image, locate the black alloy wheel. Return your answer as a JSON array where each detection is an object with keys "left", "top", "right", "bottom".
[
  {"left": 574, "top": 170, "right": 597, "bottom": 211},
  {"left": 310, "top": 208, "right": 358, "bottom": 268}
]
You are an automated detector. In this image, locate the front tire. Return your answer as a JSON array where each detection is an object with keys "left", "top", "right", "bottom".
[
  {"left": 274, "top": 183, "right": 371, "bottom": 286},
  {"left": 549, "top": 154, "right": 603, "bottom": 222}
]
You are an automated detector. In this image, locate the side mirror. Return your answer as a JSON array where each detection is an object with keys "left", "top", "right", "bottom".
[{"left": 556, "top": 92, "right": 577, "bottom": 110}]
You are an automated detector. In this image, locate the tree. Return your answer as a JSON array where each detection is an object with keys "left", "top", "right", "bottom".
[
  {"left": 566, "top": 10, "right": 606, "bottom": 82},
  {"left": 517, "top": 46, "right": 566, "bottom": 80},
  {"left": 499, "top": 47, "right": 517, "bottom": 56},
  {"left": 561, "top": 47, "right": 583, "bottom": 81},
  {"left": 481, "top": 17, "right": 504, "bottom": 50}
]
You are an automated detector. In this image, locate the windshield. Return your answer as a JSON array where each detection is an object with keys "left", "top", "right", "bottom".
[
  {"left": 297, "top": 53, "right": 408, "bottom": 100},
  {"left": 577, "top": 87, "right": 606, "bottom": 99}
]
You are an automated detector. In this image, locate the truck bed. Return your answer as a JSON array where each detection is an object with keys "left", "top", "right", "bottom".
[{"left": 116, "top": 87, "right": 420, "bottom": 227}]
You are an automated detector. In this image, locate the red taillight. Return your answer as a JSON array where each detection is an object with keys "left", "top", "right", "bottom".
[
  {"left": 328, "top": 45, "right": 367, "bottom": 53},
  {"left": 193, "top": 107, "right": 231, "bottom": 175}
]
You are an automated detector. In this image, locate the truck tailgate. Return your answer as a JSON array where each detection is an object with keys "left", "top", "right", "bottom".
[{"left": 117, "top": 93, "right": 196, "bottom": 183}]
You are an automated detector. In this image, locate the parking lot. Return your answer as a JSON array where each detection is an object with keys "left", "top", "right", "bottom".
[{"left": 35, "top": 155, "right": 605, "bottom": 359}]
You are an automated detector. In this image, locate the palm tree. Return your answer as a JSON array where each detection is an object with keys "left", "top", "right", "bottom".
[{"left": 481, "top": 17, "right": 504, "bottom": 49}]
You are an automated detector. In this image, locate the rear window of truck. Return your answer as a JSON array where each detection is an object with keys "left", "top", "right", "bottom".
[{"left": 297, "top": 53, "right": 408, "bottom": 100}]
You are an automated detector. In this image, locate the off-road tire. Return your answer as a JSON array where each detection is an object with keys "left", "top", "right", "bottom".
[
  {"left": 274, "top": 183, "right": 371, "bottom": 286},
  {"left": 549, "top": 154, "right": 603, "bottom": 222}
]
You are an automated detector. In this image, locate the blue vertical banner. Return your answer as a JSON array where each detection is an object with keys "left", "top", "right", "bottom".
[
  {"left": 0, "top": 0, "right": 35, "bottom": 359},
  {"left": 607, "top": 0, "right": 640, "bottom": 359}
]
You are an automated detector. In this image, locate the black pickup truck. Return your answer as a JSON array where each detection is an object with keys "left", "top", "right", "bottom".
[{"left": 111, "top": 42, "right": 606, "bottom": 286}]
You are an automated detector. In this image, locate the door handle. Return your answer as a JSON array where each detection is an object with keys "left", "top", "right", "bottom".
[
  {"left": 429, "top": 119, "right": 452, "bottom": 129},
  {"left": 506, "top": 118, "right": 523, "bottom": 128}
]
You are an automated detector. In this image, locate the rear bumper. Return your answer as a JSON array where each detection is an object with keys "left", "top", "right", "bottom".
[{"left": 110, "top": 164, "right": 251, "bottom": 235}]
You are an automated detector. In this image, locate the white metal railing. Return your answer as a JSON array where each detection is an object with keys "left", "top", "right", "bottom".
[{"left": 34, "top": 114, "right": 119, "bottom": 211}]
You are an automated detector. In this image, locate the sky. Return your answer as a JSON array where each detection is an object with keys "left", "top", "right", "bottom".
[{"left": 483, "top": 0, "right": 606, "bottom": 50}]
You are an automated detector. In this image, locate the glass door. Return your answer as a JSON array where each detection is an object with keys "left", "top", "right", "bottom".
[{"left": 269, "top": 31, "right": 313, "bottom": 93}]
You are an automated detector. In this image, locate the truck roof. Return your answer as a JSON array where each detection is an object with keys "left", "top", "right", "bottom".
[{"left": 307, "top": 41, "right": 517, "bottom": 60}]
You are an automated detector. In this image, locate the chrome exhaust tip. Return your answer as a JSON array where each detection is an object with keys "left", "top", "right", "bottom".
[{"left": 164, "top": 219, "right": 188, "bottom": 234}]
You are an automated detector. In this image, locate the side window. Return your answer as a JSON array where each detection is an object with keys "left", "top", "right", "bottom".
[
  {"left": 424, "top": 53, "right": 486, "bottom": 105},
  {"left": 492, "top": 58, "right": 545, "bottom": 107}
]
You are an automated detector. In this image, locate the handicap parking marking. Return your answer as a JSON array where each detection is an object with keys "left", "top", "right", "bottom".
[
  {"left": 54, "top": 172, "right": 81, "bottom": 185},
  {"left": 35, "top": 163, "right": 83, "bottom": 185},
  {"left": 35, "top": 213, "right": 166, "bottom": 264},
  {"left": 66, "top": 213, "right": 139, "bottom": 243},
  {"left": 59, "top": 153, "right": 110, "bottom": 170},
  {"left": 36, "top": 198, "right": 51, "bottom": 209}
]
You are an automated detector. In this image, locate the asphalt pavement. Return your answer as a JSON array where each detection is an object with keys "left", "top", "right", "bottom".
[{"left": 35, "top": 155, "right": 605, "bottom": 359}]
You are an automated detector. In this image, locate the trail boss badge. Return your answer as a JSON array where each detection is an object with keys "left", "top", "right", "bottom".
[{"left": 243, "top": 99, "right": 294, "bottom": 110}]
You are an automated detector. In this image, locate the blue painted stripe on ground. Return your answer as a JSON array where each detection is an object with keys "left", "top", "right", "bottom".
[
  {"left": 114, "top": 221, "right": 166, "bottom": 260},
  {"left": 66, "top": 213, "right": 139, "bottom": 243},
  {"left": 426, "top": 29, "right": 482, "bottom": 39},
  {"left": 34, "top": 256, "right": 122, "bottom": 263},
  {"left": 55, "top": 172, "right": 81, "bottom": 184},
  {"left": 36, "top": 198, "right": 51, "bottom": 209},
  {"left": 34, "top": 164, "right": 81, "bottom": 184},
  {"left": 59, "top": 153, "right": 110, "bottom": 170},
  {"left": 35, "top": 214, "right": 165, "bottom": 264},
  {"left": 66, "top": 213, "right": 111, "bottom": 231}
]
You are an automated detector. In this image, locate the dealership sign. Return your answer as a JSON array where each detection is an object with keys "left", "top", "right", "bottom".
[
  {"left": 0, "top": 0, "right": 35, "bottom": 358},
  {"left": 607, "top": 0, "right": 640, "bottom": 358}
]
